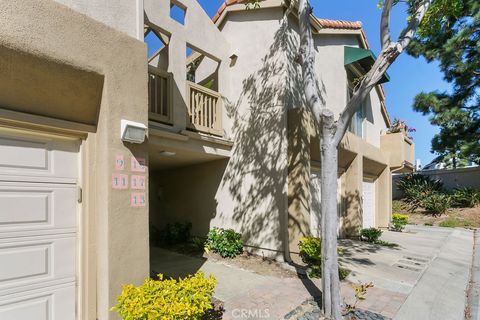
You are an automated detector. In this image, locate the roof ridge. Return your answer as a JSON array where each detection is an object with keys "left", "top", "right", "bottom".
[
  {"left": 317, "top": 18, "right": 362, "bottom": 30},
  {"left": 212, "top": 0, "right": 363, "bottom": 30}
]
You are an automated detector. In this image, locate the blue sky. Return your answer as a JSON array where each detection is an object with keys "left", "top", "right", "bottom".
[{"left": 191, "top": 0, "right": 450, "bottom": 165}]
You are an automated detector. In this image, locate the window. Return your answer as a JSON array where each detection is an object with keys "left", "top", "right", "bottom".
[
  {"left": 186, "top": 46, "right": 196, "bottom": 82},
  {"left": 144, "top": 29, "right": 166, "bottom": 59},
  {"left": 170, "top": 1, "right": 186, "bottom": 25},
  {"left": 347, "top": 70, "right": 365, "bottom": 138},
  {"left": 349, "top": 104, "right": 365, "bottom": 137},
  {"left": 185, "top": 45, "right": 219, "bottom": 91}
]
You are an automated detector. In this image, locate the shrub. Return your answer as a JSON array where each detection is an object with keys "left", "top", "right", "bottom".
[
  {"left": 299, "top": 236, "right": 322, "bottom": 265},
  {"left": 298, "top": 236, "right": 349, "bottom": 280},
  {"left": 112, "top": 272, "right": 216, "bottom": 320},
  {"left": 338, "top": 267, "right": 351, "bottom": 280},
  {"left": 205, "top": 228, "right": 243, "bottom": 258},
  {"left": 423, "top": 193, "right": 451, "bottom": 216},
  {"left": 397, "top": 174, "right": 443, "bottom": 210},
  {"left": 392, "top": 213, "right": 409, "bottom": 232},
  {"left": 162, "top": 222, "right": 192, "bottom": 244},
  {"left": 191, "top": 236, "right": 206, "bottom": 252},
  {"left": 452, "top": 187, "right": 480, "bottom": 208},
  {"left": 360, "top": 228, "right": 383, "bottom": 243},
  {"left": 392, "top": 200, "right": 406, "bottom": 212}
]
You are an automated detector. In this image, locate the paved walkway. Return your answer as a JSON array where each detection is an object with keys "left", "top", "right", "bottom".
[{"left": 150, "top": 226, "right": 474, "bottom": 319}]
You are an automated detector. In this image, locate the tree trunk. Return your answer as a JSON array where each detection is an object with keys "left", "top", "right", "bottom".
[
  {"left": 320, "top": 112, "right": 342, "bottom": 319},
  {"left": 294, "top": 0, "right": 433, "bottom": 318}
]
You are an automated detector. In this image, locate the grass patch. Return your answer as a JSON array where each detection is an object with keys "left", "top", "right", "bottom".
[
  {"left": 375, "top": 240, "right": 400, "bottom": 248},
  {"left": 439, "top": 217, "right": 474, "bottom": 228}
]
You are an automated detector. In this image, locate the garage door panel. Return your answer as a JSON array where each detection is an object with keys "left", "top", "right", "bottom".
[
  {"left": 0, "top": 244, "right": 48, "bottom": 282},
  {"left": 0, "top": 233, "right": 76, "bottom": 296},
  {"left": 0, "top": 295, "right": 49, "bottom": 320},
  {"left": 0, "top": 129, "right": 78, "bottom": 319},
  {"left": 0, "top": 138, "right": 48, "bottom": 170},
  {"left": 0, "top": 284, "right": 75, "bottom": 320},
  {"left": 0, "top": 132, "right": 79, "bottom": 180},
  {"left": 0, "top": 183, "right": 76, "bottom": 234},
  {"left": 362, "top": 181, "right": 375, "bottom": 228}
]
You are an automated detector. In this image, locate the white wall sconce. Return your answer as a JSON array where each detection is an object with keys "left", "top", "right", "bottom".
[{"left": 120, "top": 119, "right": 147, "bottom": 144}]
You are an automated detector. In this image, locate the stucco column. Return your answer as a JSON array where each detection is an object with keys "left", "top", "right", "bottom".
[
  {"left": 341, "top": 154, "right": 363, "bottom": 237},
  {"left": 168, "top": 36, "right": 187, "bottom": 131},
  {"left": 92, "top": 51, "right": 150, "bottom": 320},
  {"left": 376, "top": 167, "right": 392, "bottom": 228},
  {"left": 287, "top": 108, "right": 311, "bottom": 258}
]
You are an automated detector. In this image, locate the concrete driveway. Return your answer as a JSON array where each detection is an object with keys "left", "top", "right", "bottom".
[{"left": 340, "top": 225, "right": 474, "bottom": 320}]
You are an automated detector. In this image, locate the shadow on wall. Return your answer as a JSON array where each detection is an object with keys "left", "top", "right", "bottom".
[
  {"left": 215, "top": 16, "right": 318, "bottom": 258},
  {"left": 341, "top": 189, "right": 362, "bottom": 237}
]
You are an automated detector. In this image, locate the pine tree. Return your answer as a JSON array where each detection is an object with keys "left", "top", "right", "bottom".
[{"left": 408, "top": 0, "right": 480, "bottom": 165}]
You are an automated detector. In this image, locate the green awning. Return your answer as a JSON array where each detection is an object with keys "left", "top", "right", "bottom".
[{"left": 344, "top": 46, "right": 390, "bottom": 84}]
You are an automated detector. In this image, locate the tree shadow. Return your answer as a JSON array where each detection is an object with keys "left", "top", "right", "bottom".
[
  {"left": 217, "top": 15, "right": 305, "bottom": 257},
  {"left": 217, "top": 11, "right": 327, "bottom": 254},
  {"left": 340, "top": 189, "right": 363, "bottom": 237},
  {"left": 216, "top": 12, "right": 329, "bottom": 303}
]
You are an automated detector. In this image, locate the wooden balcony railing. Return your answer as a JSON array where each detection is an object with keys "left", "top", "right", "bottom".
[
  {"left": 148, "top": 66, "right": 172, "bottom": 124},
  {"left": 187, "top": 81, "right": 223, "bottom": 136}
]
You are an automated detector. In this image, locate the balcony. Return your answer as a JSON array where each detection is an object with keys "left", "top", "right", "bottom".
[
  {"left": 148, "top": 68, "right": 223, "bottom": 137},
  {"left": 148, "top": 67, "right": 172, "bottom": 124},
  {"left": 186, "top": 81, "right": 223, "bottom": 136},
  {"left": 380, "top": 131, "right": 415, "bottom": 172}
]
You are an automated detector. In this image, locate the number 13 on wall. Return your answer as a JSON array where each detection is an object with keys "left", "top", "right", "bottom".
[{"left": 131, "top": 192, "right": 146, "bottom": 207}]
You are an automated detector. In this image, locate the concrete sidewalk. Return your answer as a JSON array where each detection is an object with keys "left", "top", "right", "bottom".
[
  {"left": 340, "top": 226, "right": 473, "bottom": 320},
  {"left": 394, "top": 228, "right": 473, "bottom": 320}
]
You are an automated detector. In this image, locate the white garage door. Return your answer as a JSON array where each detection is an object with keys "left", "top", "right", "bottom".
[
  {"left": 310, "top": 170, "right": 322, "bottom": 237},
  {"left": 362, "top": 180, "right": 376, "bottom": 228},
  {"left": 0, "top": 129, "right": 79, "bottom": 320}
]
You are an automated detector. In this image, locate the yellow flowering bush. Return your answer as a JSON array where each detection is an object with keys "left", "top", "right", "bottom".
[
  {"left": 112, "top": 272, "right": 216, "bottom": 320},
  {"left": 392, "top": 213, "right": 409, "bottom": 232}
]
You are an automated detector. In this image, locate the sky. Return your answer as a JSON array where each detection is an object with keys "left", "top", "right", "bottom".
[{"left": 191, "top": 0, "right": 450, "bottom": 166}]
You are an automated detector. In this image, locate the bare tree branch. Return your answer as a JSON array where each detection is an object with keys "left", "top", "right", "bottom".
[
  {"left": 398, "top": 0, "right": 433, "bottom": 50},
  {"left": 380, "top": 0, "right": 394, "bottom": 49},
  {"left": 334, "top": 0, "right": 433, "bottom": 146},
  {"left": 297, "top": 0, "right": 325, "bottom": 125}
]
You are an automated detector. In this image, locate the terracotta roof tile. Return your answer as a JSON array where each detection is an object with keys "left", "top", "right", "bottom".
[
  {"left": 317, "top": 19, "right": 362, "bottom": 30},
  {"left": 213, "top": 0, "right": 245, "bottom": 23}
]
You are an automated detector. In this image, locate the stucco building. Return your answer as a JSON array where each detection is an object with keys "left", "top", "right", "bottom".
[{"left": 0, "top": 0, "right": 414, "bottom": 319}]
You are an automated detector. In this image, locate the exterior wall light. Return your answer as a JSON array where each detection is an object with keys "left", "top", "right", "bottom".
[{"left": 120, "top": 119, "right": 147, "bottom": 144}]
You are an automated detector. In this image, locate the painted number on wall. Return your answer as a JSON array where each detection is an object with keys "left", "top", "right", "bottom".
[
  {"left": 131, "top": 157, "right": 146, "bottom": 172},
  {"left": 112, "top": 174, "right": 129, "bottom": 189},
  {"left": 115, "top": 155, "right": 125, "bottom": 171},
  {"left": 131, "top": 192, "right": 146, "bottom": 207},
  {"left": 131, "top": 175, "right": 146, "bottom": 190}
]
